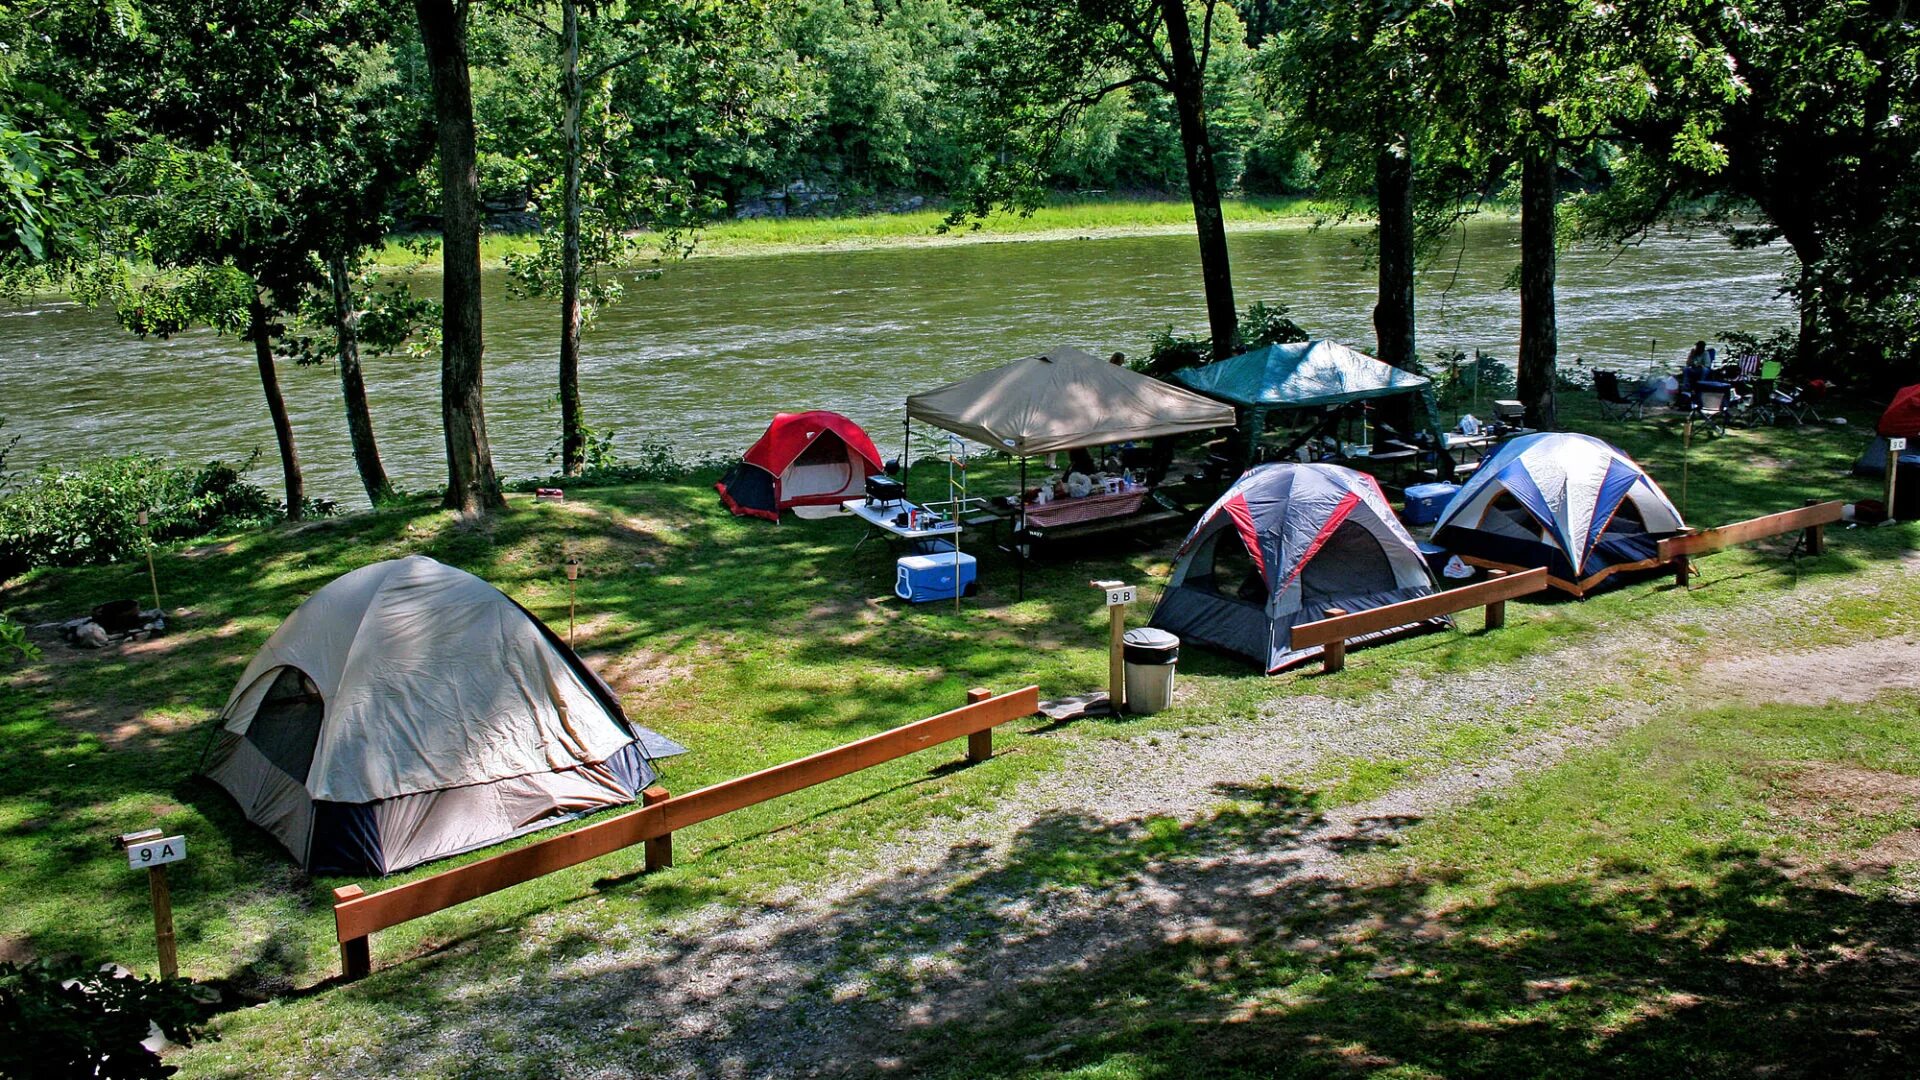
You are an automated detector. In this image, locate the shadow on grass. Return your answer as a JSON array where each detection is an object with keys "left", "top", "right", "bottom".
[{"left": 259, "top": 777, "right": 1920, "bottom": 1079}]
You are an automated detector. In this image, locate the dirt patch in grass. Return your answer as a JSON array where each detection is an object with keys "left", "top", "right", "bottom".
[
  {"left": 583, "top": 646, "right": 701, "bottom": 700},
  {"left": 1698, "top": 639, "right": 1920, "bottom": 705},
  {"left": 1778, "top": 764, "right": 1920, "bottom": 817}
]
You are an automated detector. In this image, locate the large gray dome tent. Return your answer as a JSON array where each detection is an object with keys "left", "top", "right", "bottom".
[
  {"left": 201, "top": 555, "right": 686, "bottom": 875},
  {"left": 1150, "top": 463, "right": 1442, "bottom": 673}
]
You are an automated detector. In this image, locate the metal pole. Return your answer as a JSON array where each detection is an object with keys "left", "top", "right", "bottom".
[
  {"left": 1017, "top": 457, "right": 1027, "bottom": 601},
  {"left": 900, "top": 420, "right": 911, "bottom": 503},
  {"left": 566, "top": 558, "right": 580, "bottom": 645},
  {"left": 138, "top": 510, "right": 161, "bottom": 614}
]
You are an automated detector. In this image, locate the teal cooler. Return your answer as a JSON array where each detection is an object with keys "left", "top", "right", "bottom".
[
  {"left": 1402, "top": 482, "right": 1460, "bottom": 525},
  {"left": 895, "top": 551, "right": 977, "bottom": 602}
]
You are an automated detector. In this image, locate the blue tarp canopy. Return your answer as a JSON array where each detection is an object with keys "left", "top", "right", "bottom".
[{"left": 1170, "top": 340, "right": 1431, "bottom": 408}]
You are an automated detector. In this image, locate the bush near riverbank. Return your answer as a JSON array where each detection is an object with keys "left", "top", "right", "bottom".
[
  {"left": 0, "top": 455, "right": 298, "bottom": 582},
  {"left": 0, "top": 397, "right": 1914, "bottom": 1076}
]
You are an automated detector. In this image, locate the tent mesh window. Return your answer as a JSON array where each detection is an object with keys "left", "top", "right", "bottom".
[
  {"left": 1299, "top": 521, "right": 1393, "bottom": 606},
  {"left": 1476, "top": 492, "right": 1546, "bottom": 541},
  {"left": 1193, "top": 530, "right": 1268, "bottom": 606},
  {"left": 1598, "top": 498, "right": 1646, "bottom": 539},
  {"left": 784, "top": 431, "right": 853, "bottom": 498},
  {"left": 246, "top": 667, "right": 325, "bottom": 784}
]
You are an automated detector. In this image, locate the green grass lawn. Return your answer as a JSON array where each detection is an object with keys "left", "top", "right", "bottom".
[
  {"left": 1, "top": 393, "right": 1915, "bottom": 1076},
  {"left": 373, "top": 196, "right": 1332, "bottom": 270}
]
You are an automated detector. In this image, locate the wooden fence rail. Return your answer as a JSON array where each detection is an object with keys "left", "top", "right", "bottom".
[
  {"left": 1658, "top": 499, "right": 1844, "bottom": 586},
  {"left": 333, "top": 684, "right": 1040, "bottom": 980},
  {"left": 1289, "top": 567, "right": 1551, "bottom": 675}
]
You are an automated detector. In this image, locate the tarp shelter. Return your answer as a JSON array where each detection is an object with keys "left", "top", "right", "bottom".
[
  {"left": 1431, "top": 432, "right": 1684, "bottom": 596},
  {"left": 1151, "top": 463, "right": 1442, "bottom": 673},
  {"left": 905, "top": 345, "right": 1236, "bottom": 455},
  {"left": 717, "top": 411, "right": 884, "bottom": 521},
  {"left": 1854, "top": 384, "right": 1920, "bottom": 477},
  {"left": 202, "top": 556, "right": 687, "bottom": 875},
  {"left": 1169, "top": 340, "right": 1445, "bottom": 466}
]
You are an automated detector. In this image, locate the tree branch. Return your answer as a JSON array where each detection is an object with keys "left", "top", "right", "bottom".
[{"left": 1199, "top": 0, "right": 1218, "bottom": 74}]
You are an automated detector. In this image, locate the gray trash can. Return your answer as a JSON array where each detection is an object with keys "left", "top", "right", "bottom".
[{"left": 1122, "top": 628, "right": 1180, "bottom": 715}]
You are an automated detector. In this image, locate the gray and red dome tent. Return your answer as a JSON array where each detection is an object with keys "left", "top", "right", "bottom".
[
  {"left": 201, "top": 556, "right": 686, "bottom": 876},
  {"left": 1151, "top": 463, "right": 1441, "bottom": 673},
  {"left": 717, "top": 411, "right": 884, "bottom": 521}
]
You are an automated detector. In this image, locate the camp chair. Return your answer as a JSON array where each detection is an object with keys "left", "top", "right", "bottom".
[
  {"left": 1734, "top": 353, "right": 1761, "bottom": 383},
  {"left": 1593, "top": 370, "right": 1651, "bottom": 420},
  {"left": 1688, "top": 381, "right": 1734, "bottom": 437}
]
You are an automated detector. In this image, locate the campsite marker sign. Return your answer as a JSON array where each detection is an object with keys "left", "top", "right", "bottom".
[
  {"left": 1091, "top": 580, "right": 1132, "bottom": 713},
  {"left": 117, "top": 828, "right": 183, "bottom": 979}
]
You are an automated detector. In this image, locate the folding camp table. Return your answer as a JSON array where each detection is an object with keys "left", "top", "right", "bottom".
[{"left": 840, "top": 499, "right": 963, "bottom": 551}]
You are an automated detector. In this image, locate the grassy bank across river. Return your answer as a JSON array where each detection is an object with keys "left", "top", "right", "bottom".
[{"left": 376, "top": 195, "right": 1337, "bottom": 270}]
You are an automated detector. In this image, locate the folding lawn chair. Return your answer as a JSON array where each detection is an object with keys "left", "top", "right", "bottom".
[
  {"left": 1688, "top": 381, "right": 1734, "bottom": 437},
  {"left": 1593, "top": 370, "right": 1652, "bottom": 420}
]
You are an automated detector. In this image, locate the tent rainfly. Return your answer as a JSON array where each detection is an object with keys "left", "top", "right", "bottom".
[
  {"left": 905, "top": 345, "right": 1236, "bottom": 455},
  {"left": 1854, "top": 383, "right": 1920, "bottom": 477},
  {"left": 202, "top": 555, "right": 687, "bottom": 875},
  {"left": 1150, "top": 463, "right": 1442, "bottom": 672},
  {"left": 717, "top": 410, "right": 885, "bottom": 521},
  {"left": 1431, "top": 432, "right": 1684, "bottom": 596},
  {"left": 1169, "top": 340, "right": 1445, "bottom": 465}
]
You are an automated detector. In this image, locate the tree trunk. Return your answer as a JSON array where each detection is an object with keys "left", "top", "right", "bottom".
[
  {"left": 1517, "top": 136, "right": 1559, "bottom": 430},
  {"left": 329, "top": 254, "right": 395, "bottom": 505},
  {"left": 416, "top": 0, "right": 506, "bottom": 513},
  {"left": 248, "top": 298, "right": 304, "bottom": 521},
  {"left": 558, "top": 0, "right": 586, "bottom": 475},
  {"left": 1373, "top": 140, "right": 1416, "bottom": 372},
  {"left": 1159, "top": 0, "right": 1238, "bottom": 360}
]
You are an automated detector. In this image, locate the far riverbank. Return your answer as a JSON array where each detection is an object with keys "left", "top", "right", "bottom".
[{"left": 376, "top": 196, "right": 1387, "bottom": 270}]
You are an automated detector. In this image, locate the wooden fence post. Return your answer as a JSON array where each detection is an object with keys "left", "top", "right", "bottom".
[
  {"left": 335, "top": 885, "right": 371, "bottom": 980},
  {"left": 642, "top": 786, "right": 673, "bottom": 872},
  {"left": 1483, "top": 569, "right": 1508, "bottom": 630},
  {"left": 965, "top": 687, "right": 993, "bottom": 762},
  {"left": 1804, "top": 498, "right": 1826, "bottom": 555},
  {"left": 1319, "top": 608, "right": 1348, "bottom": 674}
]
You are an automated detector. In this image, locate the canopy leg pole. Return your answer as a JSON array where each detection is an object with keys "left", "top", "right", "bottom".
[
  {"left": 900, "top": 420, "right": 911, "bottom": 501},
  {"left": 1018, "top": 456, "right": 1027, "bottom": 602}
]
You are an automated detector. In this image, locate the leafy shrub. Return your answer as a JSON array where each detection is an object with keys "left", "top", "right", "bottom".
[
  {"left": 0, "top": 454, "right": 284, "bottom": 579},
  {"left": 1139, "top": 300, "right": 1310, "bottom": 376},
  {"left": 510, "top": 436, "right": 736, "bottom": 491},
  {"left": 1426, "top": 347, "right": 1517, "bottom": 412},
  {"left": 0, "top": 958, "right": 209, "bottom": 1079}
]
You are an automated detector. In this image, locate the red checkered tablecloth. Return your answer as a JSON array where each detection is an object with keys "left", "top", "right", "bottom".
[{"left": 1022, "top": 488, "right": 1148, "bottom": 528}]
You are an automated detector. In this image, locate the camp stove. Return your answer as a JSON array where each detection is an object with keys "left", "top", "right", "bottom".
[{"left": 865, "top": 475, "right": 906, "bottom": 507}]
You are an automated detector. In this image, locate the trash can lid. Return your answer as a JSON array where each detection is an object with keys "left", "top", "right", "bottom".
[{"left": 1123, "top": 627, "right": 1180, "bottom": 650}]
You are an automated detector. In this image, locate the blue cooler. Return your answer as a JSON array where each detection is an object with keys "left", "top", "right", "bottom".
[
  {"left": 1402, "top": 481, "right": 1460, "bottom": 525},
  {"left": 896, "top": 551, "right": 977, "bottom": 603}
]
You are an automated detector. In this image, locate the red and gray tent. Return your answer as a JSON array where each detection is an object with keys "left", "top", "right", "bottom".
[
  {"left": 1150, "top": 463, "right": 1441, "bottom": 673},
  {"left": 1855, "top": 384, "right": 1920, "bottom": 476},
  {"left": 717, "top": 411, "right": 884, "bottom": 521}
]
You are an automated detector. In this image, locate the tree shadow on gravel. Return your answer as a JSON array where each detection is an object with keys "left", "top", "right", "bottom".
[{"left": 260, "top": 776, "right": 1919, "bottom": 1080}]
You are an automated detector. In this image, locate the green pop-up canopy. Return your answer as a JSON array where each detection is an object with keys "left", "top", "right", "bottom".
[
  {"left": 1170, "top": 340, "right": 1446, "bottom": 467},
  {"left": 1170, "top": 339, "right": 1430, "bottom": 407}
]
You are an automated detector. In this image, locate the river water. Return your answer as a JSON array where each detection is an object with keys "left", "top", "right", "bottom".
[{"left": 0, "top": 219, "right": 1790, "bottom": 505}]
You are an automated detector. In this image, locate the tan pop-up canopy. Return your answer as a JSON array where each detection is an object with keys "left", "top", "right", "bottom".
[{"left": 906, "top": 346, "right": 1236, "bottom": 455}]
